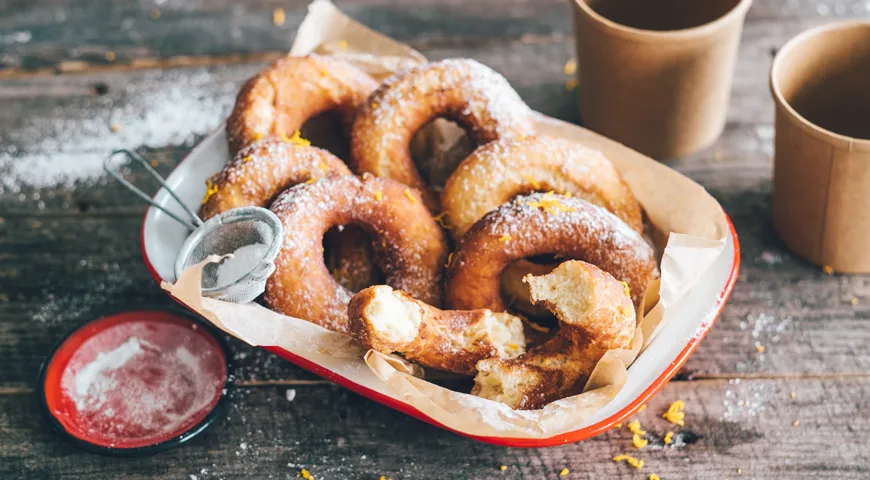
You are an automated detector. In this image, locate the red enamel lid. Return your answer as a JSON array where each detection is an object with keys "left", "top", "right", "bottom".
[{"left": 40, "top": 309, "right": 230, "bottom": 456}]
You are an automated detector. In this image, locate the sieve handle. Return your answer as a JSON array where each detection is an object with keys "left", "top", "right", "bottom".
[{"left": 103, "top": 149, "right": 203, "bottom": 231}]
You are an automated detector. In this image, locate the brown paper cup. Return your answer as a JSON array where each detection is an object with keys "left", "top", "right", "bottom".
[
  {"left": 770, "top": 21, "right": 870, "bottom": 274},
  {"left": 571, "top": 0, "right": 752, "bottom": 158}
]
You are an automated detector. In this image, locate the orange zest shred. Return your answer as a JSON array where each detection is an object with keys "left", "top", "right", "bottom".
[
  {"left": 650, "top": 474, "right": 661, "bottom": 480},
  {"left": 298, "top": 469, "right": 313, "bottom": 479},
  {"left": 627, "top": 420, "right": 645, "bottom": 435},
  {"left": 524, "top": 175, "right": 541, "bottom": 190},
  {"left": 404, "top": 188, "right": 418, "bottom": 204},
  {"left": 371, "top": 102, "right": 380, "bottom": 109},
  {"left": 638, "top": 404, "right": 647, "bottom": 412},
  {"left": 613, "top": 454, "right": 644, "bottom": 470},
  {"left": 632, "top": 433, "right": 648, "bottom": 449},
  {"left": 306, "top": 178, "right": 316, "bottom": 184},
  {"left": 499, "top": 234, "right": 512, "bottom": 242},
  {"left": 526, "top": 191, "right": 575, "bottom": 215},
  {"left": 201, "top": 179, "right": 218, "bottom": 205},
  {"left": 822, "top": 265, "right": 834, "bottom": 274},
  {"left": 499, "top": 465, "right": 507, "bottom": 471},
  {"left": 619, "top": 281, "right": 631, "bottom": 298},
  {"left": 563, "top": 59, "right": 577, "bottom": 75},
  {"left": 446, "top": 252, "right": 454, "bottom": 268},
  {"left": 252, "top": 131, "right": 264, "bottom": 141},
  {"left": 565, "top": 78, "right": 578, "bottom": 91},
  {"left": 756, "top": 344, "right": 765, "bottom": 353},
  {"left": 663, "top": 431, "right": 674, "bottom": 445},
  {"left": 559, "top": 468, "right": 570, "bottom": 477},
  {"left": 613, "top": 423, "right": 622, "bottom": 429},
  {"left": 242, "top": 155, "right": 253, "bottom": 163},
  {"left": 434, "top": 212, "right": 450, "bottom": 229},
  {"left": 374, "top": 191, "right": 383, "bottom": 201},
  {"left": 273, "top": 8, "right": 286, "bottom": 26},
  {"left": 663, "top": 400, "right": 686, "bottom": 426},
  {"left": 281, "top": 130, "right": 311, "bottom": 146}
]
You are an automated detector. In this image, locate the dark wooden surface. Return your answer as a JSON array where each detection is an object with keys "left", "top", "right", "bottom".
[{"left": 2, "top": 0, "right": 870, "bottom": 478}]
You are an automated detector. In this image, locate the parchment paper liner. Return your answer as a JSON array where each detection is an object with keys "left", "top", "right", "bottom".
[{"left": 161, "top": 0, "right": 729, "bottom": 439}]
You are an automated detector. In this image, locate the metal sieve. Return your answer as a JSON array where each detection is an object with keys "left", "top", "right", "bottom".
[{"left": 104, "top": 149, "right": 284, "bottom": 304}]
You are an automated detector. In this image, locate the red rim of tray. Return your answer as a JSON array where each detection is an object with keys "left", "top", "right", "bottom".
[
  {"left": 39, "top": 309, "right": 232, "bottom": 456},
  {"left": 138, "top": 135, "right": 741, "bottom": 447}
]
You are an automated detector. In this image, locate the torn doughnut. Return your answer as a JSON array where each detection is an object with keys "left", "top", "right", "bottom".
[
  {"left": 473, "top": 260, "right": 635, "bottom": 410},
  {"left": 266, "top": 174, "right": 448, "bottom": 334},
  {"left": 441, "top": 135, "right": 643, "bottom": 238},
  {"left": 199, "top": 138, "right": 378, "bottom": 292},
  {"left": 445, "top": 193, "right": 658, "bottom": 311},
  {"left": 350, "top": 58, "right": 535, "bottom": 211},
  {"left": 226, "top": 55, "right": 378, "bottom": 155},
  {"left": 348, "top": 285, "right": 525, "bottom": 375}
]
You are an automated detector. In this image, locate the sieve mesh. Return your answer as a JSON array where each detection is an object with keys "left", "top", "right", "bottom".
[{"left": 174, "top": 207, "right": 284, "bottom": 304}]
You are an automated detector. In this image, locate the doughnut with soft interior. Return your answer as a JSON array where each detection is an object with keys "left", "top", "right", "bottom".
[
  {"left": 445, "top": 193, "right": 658, "bottom": 311},
  {"left": 348, "top": 285, "right": 525, "bottom": 375},
  {"left": 473, "top": 260, "right": 636, "bottom": 409},
  {"left": 266, "top": 174, "right": 448, "bottom": 334},
  {"left": 226, "top": 55, "right": 378, "bottom": 155},
  {"left": 350, "top": 58, "right": 535, "bottom": 211}
]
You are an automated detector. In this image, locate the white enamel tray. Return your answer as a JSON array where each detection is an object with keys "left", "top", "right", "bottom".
[{"left": 140, "top": 124, "right": 739, "bottom": 447}]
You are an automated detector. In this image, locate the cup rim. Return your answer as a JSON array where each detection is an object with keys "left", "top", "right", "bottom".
[
  {"left": 770, "top": 20, "right": 870, "bottom": 152},
  {"left": 572, "top": 0, "right": 753, "bottom": 43}
]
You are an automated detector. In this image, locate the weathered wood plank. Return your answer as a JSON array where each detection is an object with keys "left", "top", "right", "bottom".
[
  {"left": 1, "top": 0, "right": 867, "bottom": 73},
  {"left": 1, "top": 378, "right": 867, "bottom": 479}
]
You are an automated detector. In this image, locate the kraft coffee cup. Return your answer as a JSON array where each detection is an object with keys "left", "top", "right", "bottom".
[
  {"left": 571, "top": 0, "right": 752, "bottom": 159},
  {"left": 770, "top": 21, "right": 870, "bottom": 274}
]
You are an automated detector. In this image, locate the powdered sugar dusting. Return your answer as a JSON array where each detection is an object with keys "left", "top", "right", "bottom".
[
  {"left": 266, "top": 175, "right": 446, "bottom": 332},
  {"left": 0, "top": 74, "right": 232, "bottom": 194},
  {"left": 59, "top": 319, "right": 226, "bottom": 447}
]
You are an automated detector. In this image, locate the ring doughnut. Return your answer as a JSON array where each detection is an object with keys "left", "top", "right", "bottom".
[
  {"left": 350, "top": 58, "right": 535, "bottom": 210},
  {"left": 473, "top": 260, "right": 636, "bottom": 409},
  {"left": 199, "top": 138, "right": 380, "bottom": 292},
  {"left": 348, "top": 285, "right": 525, "bottom": 375},
  {"left": 200, "top": 139, "right": 352, "bottom": 219},
  {"left": 441, "top": 135, "right": 643, "bottom": 237},
  {"left": 266, "top": 174, "right": 448, "bottom": 333},
  {"left": 226, "top": 55, "right": 378, "bottom": 155},
  {"left": 445, "top": 193, "right": 659, "bottom": 311}
]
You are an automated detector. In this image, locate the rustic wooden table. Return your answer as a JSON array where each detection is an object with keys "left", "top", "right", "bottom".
[{"left": 2, "top": 1, "right": 869, "bottom": 478}]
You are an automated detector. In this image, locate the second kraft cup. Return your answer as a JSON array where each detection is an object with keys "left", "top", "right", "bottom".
[
  {"left": 571, "top": 0, "right": 752, "bottom": 159},
  {"left": 771, "top": 22, "right": 870, "bottom": 274}
]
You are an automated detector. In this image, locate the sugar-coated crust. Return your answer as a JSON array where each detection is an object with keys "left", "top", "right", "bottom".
[
  {"left": 199, "top": 140, "right": 380, "bottom": 292},
  {"left": 200, "top": 139, "right": 351, "bottom": 220},
  {"left": 441, "top": 135, "right": 643, "bottom": 238},
  {"left": 473, "top": 261, "right": 635, "bottom": 410},
  {"left": 348, "top": 285, "right": 525, "bottom": 375},
  {"left": 350, "top": 58, "right": 535, "bottom": 211},
  {"left": 266, "top": 174, "right": 448, "bottom": 334},
  {"left": 445, "top": 193, "right": 659, "bottom": 311},
  {"left": 226, "top": 55, "right": 378, "bottom": 155}
]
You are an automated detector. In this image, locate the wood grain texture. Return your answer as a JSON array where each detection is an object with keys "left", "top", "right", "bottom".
[
  {"left": 2, "top": 0, "right": 870, "bottom": 478},
  {"left": 2, "top": 379, "right": 868, "bottom": 479}
]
